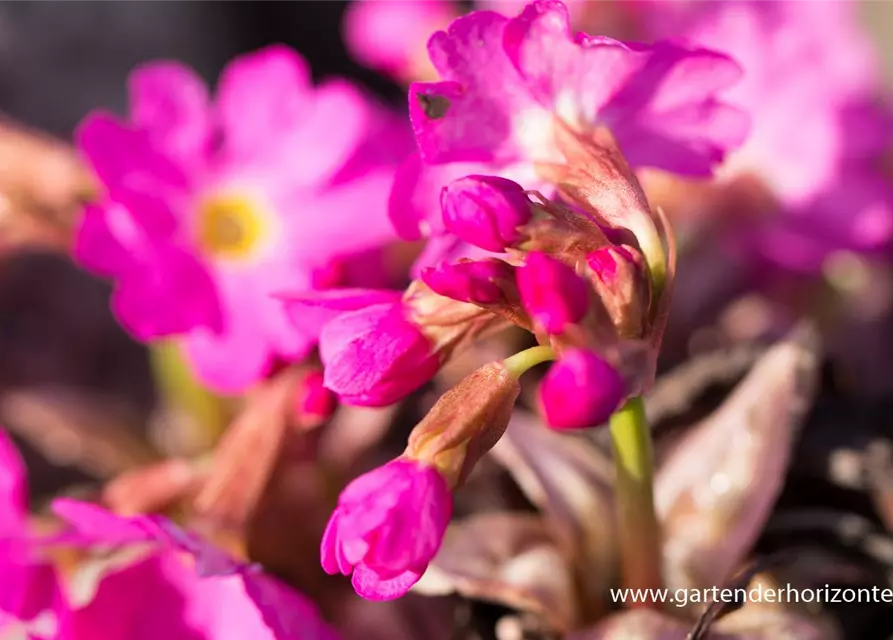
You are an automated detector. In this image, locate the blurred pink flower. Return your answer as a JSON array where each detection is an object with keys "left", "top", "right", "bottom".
[
  {"left": 318, "top": 301, "right": 440, "bottom": 406},
  {"left": 75, "top": 45, "right": 408, "bottom": 393},
  {"left": 517, "top": 251, "right": 589, "bottom": 334},
  {"left": 390, "top": 0, "right": 748, "bottom": 251},
  {"left": 647, "top": 0, "right": 893, "bottom": 270},
  {"left": 320, "top": 457, "right": 452, "bottom": 600},
  {"left": 539, "top": 348, "right": 626, "bottom": 429},
  {"left": 52, "top": 498, "right": 338, "bottom": 640},
  {"left": 343, "top": 0, "right": 455, "bottom": 82}
]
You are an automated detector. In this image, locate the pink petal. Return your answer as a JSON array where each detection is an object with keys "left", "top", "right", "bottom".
[
  {"left": 278, "top": 288, "right": 403, "bottom": 338},
  {"left": 217, "top": 46, "right": 371, "bottom": 187},
  {"left": 410, "top": 10, "right": 537, "bottom": 164},
  {"left": 111, "top": 244, "right": 220, "bottom": 341},
  {"left": 75, "top": 111, "right": 190, "bottom": 194},
  {"left": 350, "top": 564, "right": 423, "bottom": 601},
  {"left": 128, "top": 61, "right": 212, "bottom": 171},
  {"left": 0, "top": 428, "right": 25, "bottom": 534},
  {"left": 517, "top": 252, "right": 589, "bottom": 334}
]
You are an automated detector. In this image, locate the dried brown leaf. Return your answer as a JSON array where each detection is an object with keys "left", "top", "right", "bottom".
[
  {"left": 414, "top": 512, "right": 577, "bottom": 632},
  {"left": 490, "top": 412, "right": 617, "bottom": 619},
  {"left": 655, "top": 324, "right": 821, "bottom": 596}
]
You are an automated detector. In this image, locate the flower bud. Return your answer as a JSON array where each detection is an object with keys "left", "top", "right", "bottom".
[
  {"left": 420, "top": 258, "right": 515, "bottom": 305},
  {"left": 441, "top": 175, "right": 532, "bottom": 252},
  {"left": 320, "top": 457, "right": 452, "bottom": 601},
  {"left": 319, "top": 302, "right": 439, "bottom": 406},
  {"left": 404, "top": 361, "right": 521, "bottom": 487},
  {"left": 586, "top": 245, "right": 650, "bottom": 338},
  {"left": 292, "top": 369, "right": 338, "bottom": 427},
  {"left": 539, "top": 349, "right": 626, "bottom": 430},
  {"left": 517, "top": 251, "right": 588, "bottom": 334}
]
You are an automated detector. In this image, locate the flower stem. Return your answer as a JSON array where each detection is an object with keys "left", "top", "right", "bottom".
[
  {"left": 609, "top": 396, "right": 662, "bottom": 605},
  {"left": 503, "top": 345, "right": 555, "bottom": 378}
]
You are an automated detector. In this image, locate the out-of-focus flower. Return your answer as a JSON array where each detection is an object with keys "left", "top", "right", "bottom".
[
  {"left": 75, "top": 45, "right": 407, "bottom": 393},
  {"left": 391, "top": 0, "right": 748, "bottom": 250},
  {"left": 539, "top": 348, "right": 626, "bottom": 429},
  {"left": 343, "top": 0, "right": 456, "bottom": 84},
  {"left": 293, "top": 369, "right": 338, "bottom": 427},
  {"left": 517, "top": 251, "right": 588, "bottom": 334},
  {"left": 320, "top": 457, "right": 452, "bottom": 601},
  {"left": 642, "top": 0, "right": 893, "bottom": 272}
]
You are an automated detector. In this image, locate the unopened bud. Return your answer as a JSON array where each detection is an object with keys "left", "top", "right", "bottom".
[
  {"left": 292, "top": 369, "right": 338, "bottom": 427},
  {"left": 586, "top": 245, "right": 650, "bottom": 338},
  {"left": 404, "top": 361, "right": 520, "bottom": 487},
  {"left": 517, "top": 251, "right": 588, "bottom": 334},
  {"left": 539, "top": 349, "right": 626, "bottom": 430},
  {"left": 441, "top": 175, "right": 532, "bottom": 252},
  {"left": 421, "top": 258, "right": 516, "bottom": 305}
]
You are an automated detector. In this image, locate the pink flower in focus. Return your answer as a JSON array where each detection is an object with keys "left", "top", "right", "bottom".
[
  {"left": 517, "top": 251, "right": 588, "bottom": 334},
  {"left": 75, "top": 45, "right": 406, "bottom": 393},
  {"left": 440, "top": 175, "right": 533, "bottom": 252},
  {"left": 318, "top": 302, "right": 440, "bottom": 406},
  {"left": 390, "top": 0, "right": 748, "bottom": 248},
  {"left": 321, "top": 457, "right": 452, "bottom": 600},
  {"left": 539, "top": 348, "right": 626, "bottom": 429}
]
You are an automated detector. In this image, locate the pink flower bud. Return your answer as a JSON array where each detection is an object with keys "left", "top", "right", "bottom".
[
  {"left": 441, "top": 175, "right": 532, "bottom": 252},
  {"left": 420, "top": 258, "right": 515, "bottom": 305},
  {"left": 319, "top": 302, "right": 440, "bottom": 406},
  {"left": 539, "top": 349, "right": 626, "bottom": 430},
  {"left": 293, "top": 369, "right": 338, "bottom": 427},
  {"left": 517, "top": 252, "right": 589, "bottom": 334},
  {"left": 320, "top": 457, "right": 452, "bottom": 601}
]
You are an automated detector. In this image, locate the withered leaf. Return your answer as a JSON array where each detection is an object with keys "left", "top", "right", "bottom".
[
  {"left": 490, "top": 411, "right": 617, "bottom": 620},
  {"left": 193, "top": 366, "right": 303, "bottom": 530},
  {"left": 655, "top": 324, "right": 821, "bottom": 597},
  {"left": 413, "top": 511, "right": 577, "bottom": 632}
]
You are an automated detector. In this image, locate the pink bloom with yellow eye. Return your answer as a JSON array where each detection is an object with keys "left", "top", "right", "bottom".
[{"left": 75, "top": 45, "right": 406, "bottom": 393}]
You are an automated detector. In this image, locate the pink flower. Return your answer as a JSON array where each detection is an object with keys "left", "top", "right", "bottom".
[
  {"left": 51, "top": 499, "right": 338, "bottom": 639},
  {"left": 421, "top": 258, "right": 515, "bottom": 304},
  {"left": 539, "top": 348, "right": 626, "bottom": 429},
  {"left": 321, "top": 457, "right": 452, "bottom": 601},
  {"left": 343, "top": 0, "right": 455, "bottom": 82},
  {"left": 391, "top": 0, "right": 747, "bottom": 257},
  {"left": 646, "top": 0, "right": 893, "bottom": 270},
  {"left": 75, "top": 45, "right": 407, "bottom": 393},
  {"left": 517, "top": 251, "right": 588, "bottom": 334},
  {"left": 440, "top": 175, "right": 533, "bottom": 252},
  {"left": 0, "top": 428, "right": 25, "bottom": 534},
  {"left": 318, "top": 302, "right": 440, "bottom": 406},
  {"left": 293, "top": 370, "right": 338, "bottom": 425}
]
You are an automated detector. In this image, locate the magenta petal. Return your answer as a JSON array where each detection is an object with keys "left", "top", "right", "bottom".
[
  {"left": 410, "top": 10, "right": 537, "bottom": 164},
  {"left": 539, "top": 349, "right": 626, "bottom": 430},
  {"left": 73, "top": 204, "right": 131, "bottom": 278},
  {"left": 421, "top": 259, "right": 514, "bottom": 304},
  {"left": 50, "top": 499, "right": 158, "bottom": 546},
  {"left": 319, "top": 303, "right": 439, "bottom": 406},
  {"left": 517, "top": 252, "right": 588, "bottom": 334},
  {"left": 128, "top": 61, "right": 212, "bottom": 170},
  {"left": 440, "top": 175, "right": 532, "bottom": 252},
  {"left": 0, "top": 428, "right": 25, "bottom": 534},
  {"left": 75, "top": 111, "right": 189, "bottom": 194},
  {"left": 111, "top": 245, "right": 220, "bottom": 341},
  {"left": 351, "top": 564, "right": 423, "bottom": 601},
  {"left": 278, "top": 288, "right": 403, "bottom": 337}
]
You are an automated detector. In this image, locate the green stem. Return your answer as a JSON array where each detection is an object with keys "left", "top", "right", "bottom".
[
  {"left": 503, "top": 345, "right": 555, "bottom": 378},
  {"left": 609, "top": 396, "right": 662, "bottom": 605}
]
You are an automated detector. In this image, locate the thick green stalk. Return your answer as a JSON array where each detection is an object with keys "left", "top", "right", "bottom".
[
  {"left": 503, "top": 345, "right": 555, "bottom": 378},
  {"left": 609, "top": 396, "right": 662, "bottom": 604}
]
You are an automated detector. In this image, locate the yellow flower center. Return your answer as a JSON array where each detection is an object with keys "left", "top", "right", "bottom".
[{"left": 197, "top": 193, "right": 267, "bottom": 261}]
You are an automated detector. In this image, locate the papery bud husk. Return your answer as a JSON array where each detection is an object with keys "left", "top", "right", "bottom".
[{"left": 403, "top": 361, "right": 520, "bottom": 488}]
